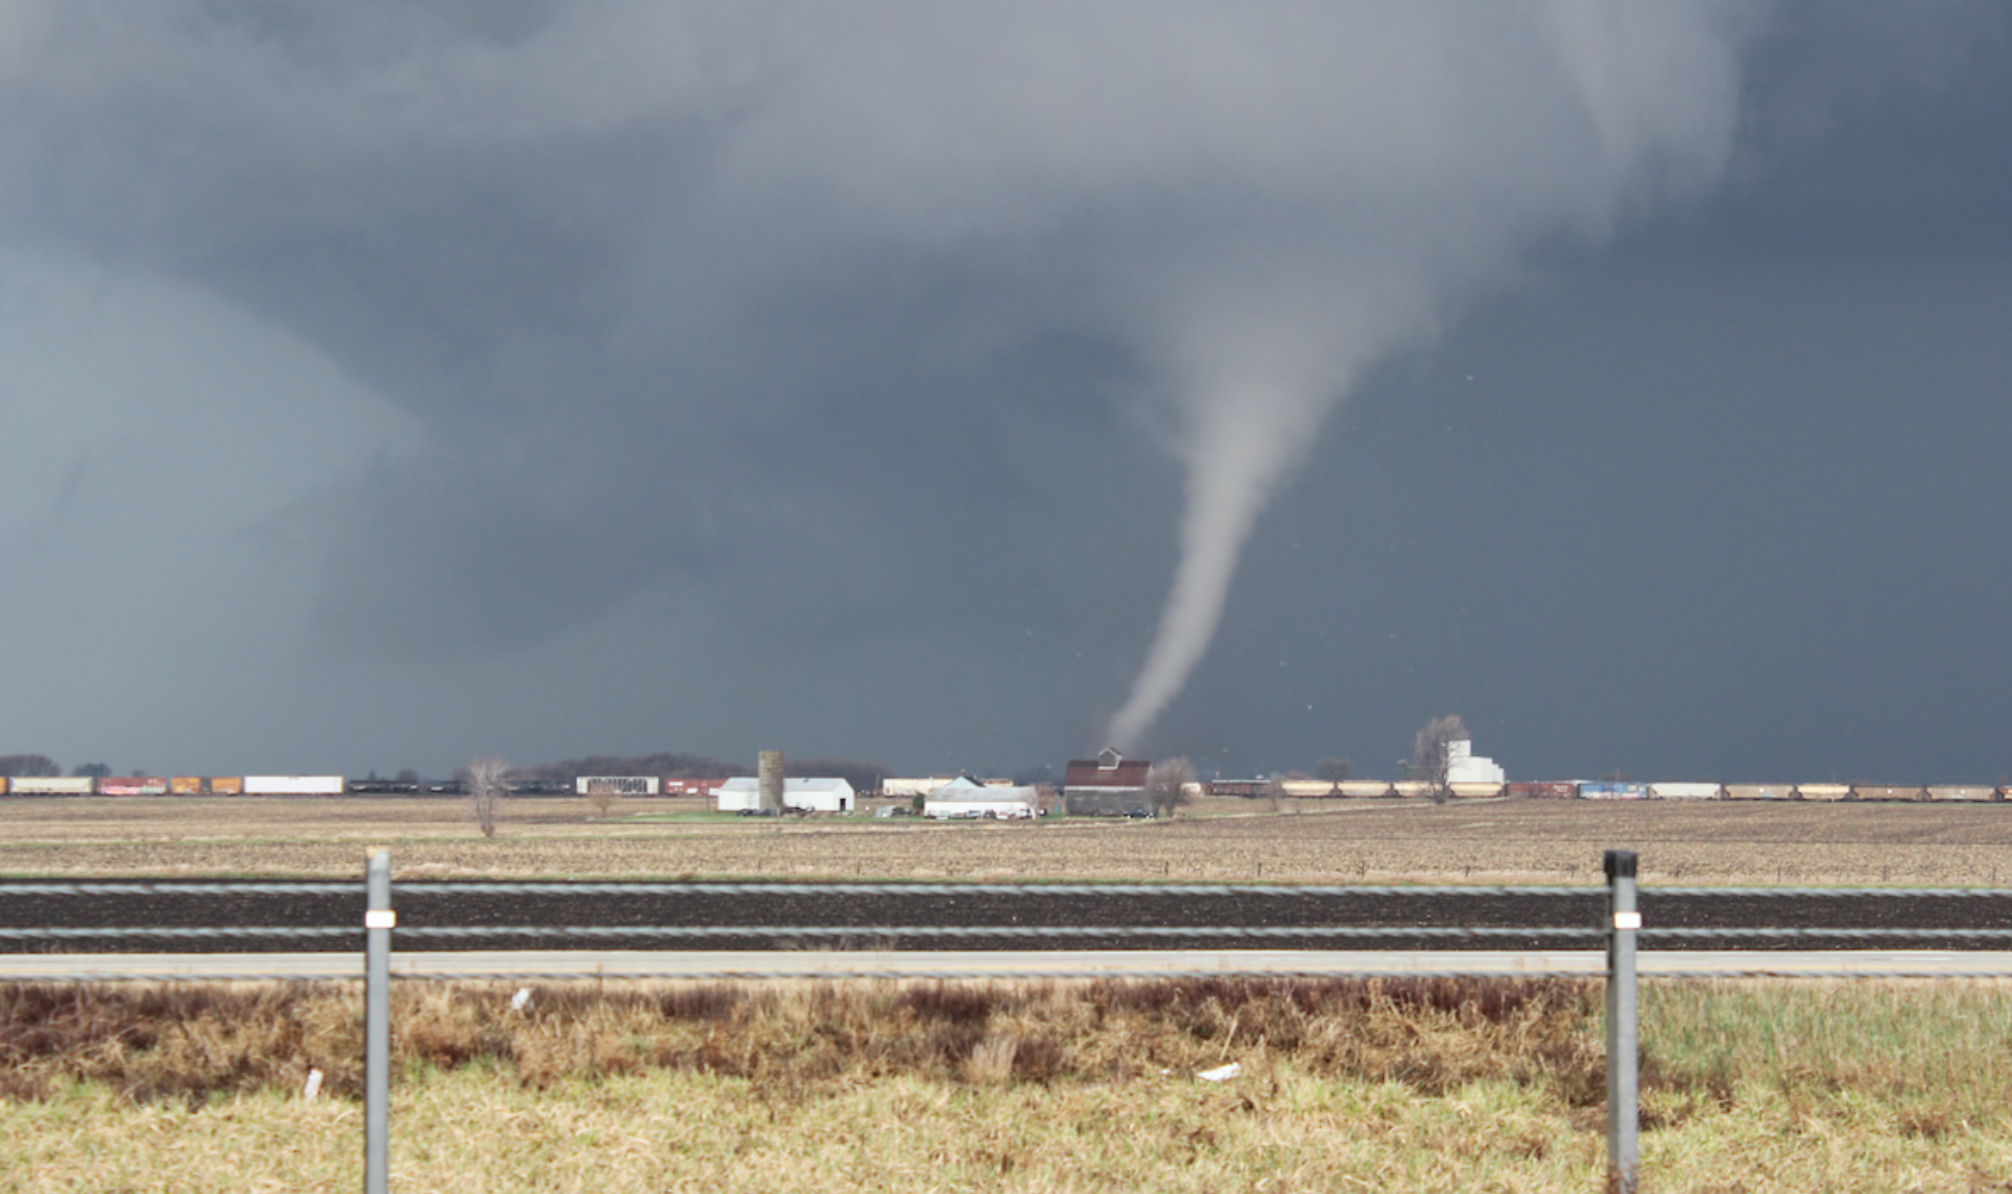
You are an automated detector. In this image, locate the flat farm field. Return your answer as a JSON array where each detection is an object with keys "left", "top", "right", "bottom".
[{"left": 6, "top": 796, "right": 2012, "bottom": 884}]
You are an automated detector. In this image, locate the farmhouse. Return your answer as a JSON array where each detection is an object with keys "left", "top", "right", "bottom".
[
  {"left": 1061, "top": 748, "right": 1150, "bottom": 817},
  {"left": 923, "top": 777, "right": 1040, "bottom": 820},
  {"left": 712, "top": 776, "right": 856, "bottom": 813}
]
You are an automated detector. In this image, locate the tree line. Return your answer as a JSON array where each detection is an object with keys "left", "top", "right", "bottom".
[{"left": 0, "top": 755, "right": 115, "bottom": 778}]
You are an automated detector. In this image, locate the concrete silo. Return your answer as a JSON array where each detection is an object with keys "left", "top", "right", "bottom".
[{"left": 758, "top": 751, "right": 785, "bottom": 812}]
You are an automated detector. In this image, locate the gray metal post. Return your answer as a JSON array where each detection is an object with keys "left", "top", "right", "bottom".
[
  {"left": 365, "top": 852, "right": 393, "bottom": 1194},
  {"left": 1605, "top": 849, "right": 1640, "bottom": 1194}
]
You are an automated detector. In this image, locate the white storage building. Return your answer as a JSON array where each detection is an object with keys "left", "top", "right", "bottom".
[
  {"left": 923, "top": 777, "right": 1039, "bottom": 820},
  {"left": 881, "top": 776, "right": 959, "bottom": 798},
  {"left": 713, "top": 776, "right": 856, "bottom": 813}
]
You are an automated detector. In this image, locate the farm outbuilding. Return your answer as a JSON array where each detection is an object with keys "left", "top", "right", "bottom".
[
  {"left": 923, "top": 777, "right": 1039, "bottom": 820},
  {"left": 576, "top": 776, "right": 659, "bottom": 797},
  {"left": 713, "top": 776, "right": 856, "bottom": 813},
  {"left": 882, "top": 776, "right": 959, "bottom": 798}
]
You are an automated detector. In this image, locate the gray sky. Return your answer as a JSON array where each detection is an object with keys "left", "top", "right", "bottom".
[{"left": 2, "top": 2, "right": 2009, "bottom": 782}]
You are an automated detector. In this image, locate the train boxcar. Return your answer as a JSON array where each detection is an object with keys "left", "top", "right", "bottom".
[
  {"left": 96, "top": 777, "right": 170, "bottom": 796},
  {"left": 1650, "top": 782, "right": 1723, "bottom": 800},
  {"left": 1504, "top": 782, "right": 1575, "bottom": 799},
  {"left": 1390, "top": 781, "right": 1431, "bottom": 798},
  {"left": 170, "top": 776, "right": 205, "bottom": 795},
  {"left": 1724, "top": 784, "right": 1794, "bottom": 801},
  {"left": 1851, "top": 784, "right": 1925, "bottom": 802},
  {"left": 209, "top": 777, "right": 244, "bottom": 795},
  {"left": 1926, "top": 786, "right": 1997, "bottom": 802},
  {"left": 1203, "top": 780, "right": 1265, "bottom": 798},
  {"left": 1448, "top": 782, "right": 1505, "bottom": 799},
  {"left": 1578, "top": 781, "right": 1650, "bottom": 800},
  {"left": 7, "top": 777, "right": 94, "bottom": 795},
  {"left": 1335, "top": 780, "right": 1396, "bottom": 798},
  {"left": 1795, "top": 783, "right": 1853, "bottom": 802},
  {"left": 242, "top": 775, "right": 345, "bottom": 796}
]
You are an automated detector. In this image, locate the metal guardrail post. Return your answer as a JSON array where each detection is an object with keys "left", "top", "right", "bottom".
[
  {"left": 365, "top": 852, "right": 393, "bottom": 1194},
  {"left": 1605, "top": 849, "right": 1640, "bottom": 1193}
]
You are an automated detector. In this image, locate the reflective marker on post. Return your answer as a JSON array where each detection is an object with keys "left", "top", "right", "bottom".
[
  {"left": 365, "top": 852, "right": 392, "bottom": 1194},
  {"left": 1605, "top": 850, "right": 1640, "bottom": 1194}
]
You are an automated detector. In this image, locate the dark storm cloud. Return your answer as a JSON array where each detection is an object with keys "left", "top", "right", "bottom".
[{"left": 2, "top": 1, "right": 2008, "bottom": 778}]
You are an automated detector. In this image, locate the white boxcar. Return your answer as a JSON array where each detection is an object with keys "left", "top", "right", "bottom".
[
  {"left": 1449, "top": 782, "right": 1505, "bottom": 799},
  {"left": 1650, "top": 783, "right": 1723, "bottom": 800},
  {"left": 1796, "top": 784, "right": 1852, "bottom": 802},
  {"left": 241, "top": 776, "right": 346, "bottom": 796},
  {"left": 7, "top": 777, "right": 95, "bottom": 795},
  {"left": 576, "top": 776, "right": 659, "bottom": 797}
]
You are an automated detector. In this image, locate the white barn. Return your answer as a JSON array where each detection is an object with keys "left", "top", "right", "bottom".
[
  {"left": 922, "top": 777, "right": 1039, "bottom": 820},
  {"left": 713, "top": 776, "right": 856, "bottom": 813}
]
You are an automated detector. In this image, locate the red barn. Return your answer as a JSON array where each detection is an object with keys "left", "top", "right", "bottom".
[{"left": 1061, "top": 748, "right": 1151, "bottom": 817}]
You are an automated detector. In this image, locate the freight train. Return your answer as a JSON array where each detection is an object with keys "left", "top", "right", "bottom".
[
  {"left": 0, "top": 775, "right": 568, "bottom": 797},
  {"left": 1204, "top": 779, "right": 2005, "bottom": 802},
  {"left": 2, "top": 774, "right": 2003, "bottom": 803}
]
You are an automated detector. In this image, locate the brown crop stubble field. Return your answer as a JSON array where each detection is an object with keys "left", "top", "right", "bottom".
[
  {"left": 6, "top": 795, "right": 2012, "bottom": 883},
  {"left": 6, "top": 976, "right": 2012, "bottom": 1192}
]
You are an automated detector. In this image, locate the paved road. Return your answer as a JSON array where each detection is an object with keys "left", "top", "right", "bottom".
[
  {"left": 6, "top": 880, "right": 2012, "bottom": 953},
  {"left": 8, "top": 949, "right": 2012, "bottom": 982}
]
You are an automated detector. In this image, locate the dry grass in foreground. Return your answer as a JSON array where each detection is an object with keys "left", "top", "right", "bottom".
[
  {"left": 9, "top": 796, "right": 2012, "bottom": 884},
  {"left": 4, "top": 978, "right": 2012, "bottom": 1191}
]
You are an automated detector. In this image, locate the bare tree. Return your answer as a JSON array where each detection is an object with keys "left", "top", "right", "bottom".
[
  {"left": 1145, "top": 757, "right": 1196, "bottom": 819},
  {"left": 1314, "top": 757, "right": 1354, "bottom": 790},
  {"left": 463, "top": 757, "right": 512, "bottom": 838},
  {"left": 1408, "top": 715, "right": 1468, "bottom": 805},
  {"left": 1263, "top": 773, "right": 1289, "bottom": 814},
  {"left": 583, "top": 782, "right": 620, "bottom": 819}
]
